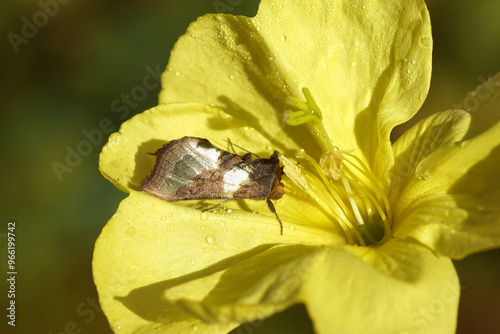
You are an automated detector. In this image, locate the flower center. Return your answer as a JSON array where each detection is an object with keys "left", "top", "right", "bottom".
[{"left": 283, "top": 88, "right": 392, "bottom": 246}]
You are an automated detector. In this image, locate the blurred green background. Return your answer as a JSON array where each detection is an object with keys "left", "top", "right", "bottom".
[{"left": 1, "top": 0, "right": 499, "bottom": 333}]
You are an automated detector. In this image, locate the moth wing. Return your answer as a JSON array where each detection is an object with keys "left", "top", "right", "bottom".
[
  {"left": 172, "top": 160, "right": 251, "bottom": 200},
  {"left": 140, "top": 137, "right": 231, "bottom": 200},
  {"left": 232, "top": 172, "right": 277, "bottom": 199}
]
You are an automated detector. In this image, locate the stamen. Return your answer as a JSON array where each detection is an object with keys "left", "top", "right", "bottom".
[
  {"left": 296, "top": 150, "right": 366, "bottom": 246},
  {"left": 340, "top": 176, "right": 366, "bottom": 227},
  {"left": 324, "top": 150, "right": 392, "bottom": 244},
  {"left": 320, "top": 149, "right": 355, "bottom": 180},
  {"left": 343, "top": 152, "right": 393, "bottom": 240},
  {"left": 279, "top": 154, "right": 309, "bottom": 191}
]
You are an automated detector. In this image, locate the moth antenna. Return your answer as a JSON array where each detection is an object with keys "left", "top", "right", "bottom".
[
  {"left": 147, "top": 146, "right": 165, "bottom": 156},
  {"left": 224, "top": 138, "right": 261, "bottom": 158},
  {"left": 266, "top": 198, "right": 283, "bottom": 235}
]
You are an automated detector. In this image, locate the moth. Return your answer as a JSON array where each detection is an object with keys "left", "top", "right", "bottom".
[{"left": 140, "top": 136, "right": 285, "bottom": 234}]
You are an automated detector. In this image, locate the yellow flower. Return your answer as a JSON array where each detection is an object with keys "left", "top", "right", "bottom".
[{"left": 93, "top": 0, "right": 500, "bottom": 333}]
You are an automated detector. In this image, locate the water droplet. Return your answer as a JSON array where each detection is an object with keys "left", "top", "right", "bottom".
[
  {"left": 109, "top": 281, "right": 120, "bottom": 289},
  {"left": 229, "top": 74, "right": 235, "bottom": 80},
  {"left": 351, "top": 61, "right": 357, "bottom": 67},
  {"left": 420, "top": 35, "right": 432, "bottom": 48},
  {"left": 411, "top": 59, "right": 417, "bottom": 65},
  {"left": 280, "top": 35, "right": 287, "bottom": 42},
  {"left": 200, "top": 212, "right": 209, "bottom": 221},
  {"left": 416, "top": 170, "right": 431, "bottom": 180},
  {"left": 249, "top": 228, "right": 255, "bottom": 234},
  {"left": 160, "top": 215, "right": 167, "bottom": 221},
  {"left": 168, "top": 212, "right": 173, "bottom": 218},
  {"left": 175, "top": 71, "right": 180, "bottom": 76},
  {"left": 256, "top": 26, "right": 261, "bottom": 31},
  {"left": 126, "top": 227, "right": 135, "bottom": 236},
  {"left": 206, "top": 235, "right": 216, "bottom": 244},
  {"left": 227, "top": 208, "right": 234, "bottom": 214},
  {"left": 289, "top": 225, "right": 295, "bottom": 232},
  {"left": 192, "top": 325, "right": 198, "bottom": 331}
]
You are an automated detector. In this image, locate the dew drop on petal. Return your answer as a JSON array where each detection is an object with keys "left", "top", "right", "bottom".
[
  {"left": 200, "top": 212, "right": 209, "bottom": 221},
  {"left": 206, "top": 235, "right": 216, "bottom": 244},
  {"left": 289, "top": 225, "right": 295, "bottom": 232},
  {"left": 280, "top": 35, "right": 287, "bottom": 42},
  {"left": 416, "top": 169, "right": 431, "bottom": 180},
  {"left": 160, "top": 215, "right": 167, "bottom": 221},
  {"left": 420, "top": 35, "right": 432, "bottom": 48}
]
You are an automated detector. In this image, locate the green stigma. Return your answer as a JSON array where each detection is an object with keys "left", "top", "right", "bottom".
[{"left": 285, "top": 87, "right": 323, "bottom": 125}]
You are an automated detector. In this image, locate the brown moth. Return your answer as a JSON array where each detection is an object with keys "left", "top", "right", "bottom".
[{"left": 140, "top": 136, "right": 285, "bottom": 234}]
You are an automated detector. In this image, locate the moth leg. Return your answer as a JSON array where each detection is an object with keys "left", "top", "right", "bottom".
[
  {"left": 202, "top": 198, "right": 234, "bottom": 212},
  {"left": 267, "top": 198, "right": 283, "bottom": 235}
]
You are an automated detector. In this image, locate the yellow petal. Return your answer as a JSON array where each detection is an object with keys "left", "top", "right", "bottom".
[
  {"left": 390, "top": 109, "right": 471, "bottom": 205},
  {"left": 391, "top": 109, "right": 500, "bottom": 258},
  {"left": 93, "top": 191, "right": 335, "bottom": 332},
  {"left": 160, "top": 0, "right": 432, "bottom": 182},
  {"left": 164, "top": 244, "right": 319, "bottom": 324},
  {"left": 302, "top": 240, "right": 459, "bottom": 334}
]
